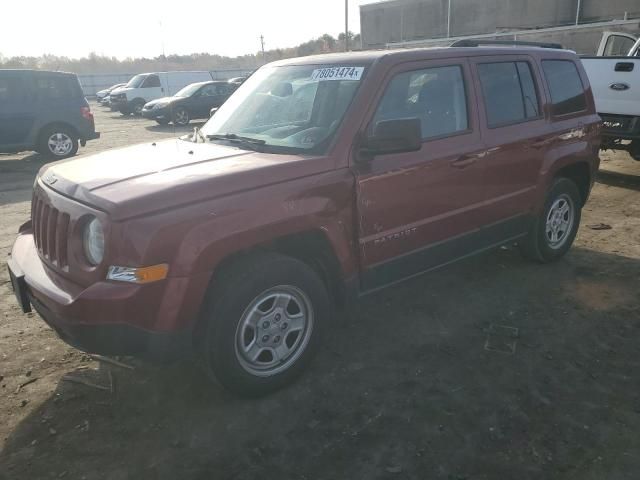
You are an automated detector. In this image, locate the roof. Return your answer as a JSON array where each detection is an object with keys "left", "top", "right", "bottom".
[
  {"left": 269, "top": 46, "right": 573, "bottom": 67},
  {"left": 0, "top": 69, "right": 77, "bottom": 76}
]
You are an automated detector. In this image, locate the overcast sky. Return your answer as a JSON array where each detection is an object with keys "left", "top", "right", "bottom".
[{"left": 0, "top": 0, "right": 372, "bottom": 59}]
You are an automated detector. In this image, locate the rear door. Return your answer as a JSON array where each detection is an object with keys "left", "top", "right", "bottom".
[
  {"left": 354, "top": 58, "right": 488, "bottom": 291},
  {"left": 469, "top": 55, "right": 550, "bottom": 228},
  {"left": 0, "top": 71, "right": 37, "bottom": 149}
]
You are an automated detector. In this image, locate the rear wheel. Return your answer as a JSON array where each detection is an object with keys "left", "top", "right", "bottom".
[
  {"left": 519, "top": 177, "right": 581, "bottom": 263},
  {"left": 37, "top": 125, "right": 78, "bottom": 159},
  {"left": 199, "top": 252, "right": 331, "bottom": 397},
  {"left": 172, "top": 107, "right": 190, "bottom": 126}
]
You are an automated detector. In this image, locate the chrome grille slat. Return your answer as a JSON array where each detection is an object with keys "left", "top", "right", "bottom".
[
  {"left": 41, "top": 204, "right": 50, "bottom": 258},
  {"left": 57, "top": 213, "right": 70, "bottom": 269},
  {"left": 31, "top": 190, "right": 70, "bottom": 270},
  {"left": 48, "top": 208, "right": 59, "bottom": 264}
]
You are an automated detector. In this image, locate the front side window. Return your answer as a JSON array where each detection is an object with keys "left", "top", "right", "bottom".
[
  {"left": 542, "top": 60, "right": 587, "bottom": 117},
  {"left": 372, "top": 65, "right": 468, "bottom": 139},
  {"left": 143, "top": 75, "right": 161, "bottom": 88},
  {"left": 201, "top": 64, "right": 365, "bottom": 154},
  {"left": 477, "top": 61, "right": 540, "bottom": 127}
]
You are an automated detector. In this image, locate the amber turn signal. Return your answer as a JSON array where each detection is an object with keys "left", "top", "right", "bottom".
[{"left": 107, "top": 264, "right": 169, "bottom": 284}]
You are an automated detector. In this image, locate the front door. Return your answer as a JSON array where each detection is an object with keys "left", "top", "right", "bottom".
[{"left": 354, "top": 59, "right": 487, "bottom": 291}]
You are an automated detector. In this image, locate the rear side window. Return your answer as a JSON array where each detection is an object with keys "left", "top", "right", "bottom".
[
  {"left": 373, "top": 65, "right": 468, "bottom": 139},
  {"left": 36, "top": 76, "right": 77, "bottom": 100},
  {"left": 477, "top": 61, "right": 540, "bottom": 127},
  {"left": 541, "top": 60, "right": 587, "bottom": 116}
]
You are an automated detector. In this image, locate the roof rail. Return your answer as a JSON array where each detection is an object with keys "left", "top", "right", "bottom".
[{"left": 450, "top": 39, "right": 564, "bottom": 49}]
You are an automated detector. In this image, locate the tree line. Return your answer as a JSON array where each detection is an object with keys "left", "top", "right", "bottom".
[{"left": 0, "top": 33, "right": 361, "bottom": 74}]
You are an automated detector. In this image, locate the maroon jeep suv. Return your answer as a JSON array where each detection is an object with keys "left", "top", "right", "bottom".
[{"left": 7, "top": 46, "right": 601, "bottom": 396}]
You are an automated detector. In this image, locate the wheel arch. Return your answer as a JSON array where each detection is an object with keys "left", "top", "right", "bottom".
[
  {"left": 553, "top": 161, "right": 591, "bottom": 206},
  {"left": 38, "top": 121, "right": 79, "bottom": 142},
  {"left": 209, "top": 229, "right": 350, "bottom": 308}
]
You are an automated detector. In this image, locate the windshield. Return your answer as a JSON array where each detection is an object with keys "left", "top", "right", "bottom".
[
  {"left": 175, "top": 83, "right": 204, "bottom": 97},
  {"left": 201, "top": 64, "right": 365, "bottom": 154},
  {"left": 126, "top": 74, "right": 147, "bottom": 88}
]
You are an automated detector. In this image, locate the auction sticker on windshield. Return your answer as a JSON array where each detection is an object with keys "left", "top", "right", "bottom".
[{"left": 310, "top": 66, "right": 364, "bottom": 81}]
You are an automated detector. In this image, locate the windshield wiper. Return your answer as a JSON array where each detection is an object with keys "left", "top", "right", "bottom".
[{"left": 206, "top": 133, "right": 266, "bottom": 145}]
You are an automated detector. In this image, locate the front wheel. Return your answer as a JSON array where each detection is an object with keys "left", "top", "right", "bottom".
[
  {"left": 519, "top": 177, "right": 582, "bottom": 263},
  {"left": 199, "top": 252, "right": 331, "bottom": 397},
  {"left": 172, "top": 107, "right": 190, "bottom": 126}
]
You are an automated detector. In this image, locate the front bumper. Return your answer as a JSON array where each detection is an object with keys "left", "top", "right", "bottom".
[
  {"left": 7, "top": 231, "right": 206, "bottom": 360},
  {"left": 141, "top": 106, "right": 170, "bottom": 120}
]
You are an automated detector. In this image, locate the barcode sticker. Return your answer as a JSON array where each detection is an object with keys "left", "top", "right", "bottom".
[{"left": 310, "top": 66, "right": 364, "bottom": 81}]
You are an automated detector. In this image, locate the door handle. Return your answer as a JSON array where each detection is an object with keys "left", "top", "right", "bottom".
[{"left": 451, "top": 155, "right": 477, "bottom": 169}]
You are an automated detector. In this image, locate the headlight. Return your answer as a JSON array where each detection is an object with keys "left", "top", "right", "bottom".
[{"left": 83, "top": 217, "right": 104, "bottom": 265}]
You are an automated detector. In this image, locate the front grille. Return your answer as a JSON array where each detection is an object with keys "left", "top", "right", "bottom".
[{"left": 32, "top": 192, "right": 71, "bottom": 270}]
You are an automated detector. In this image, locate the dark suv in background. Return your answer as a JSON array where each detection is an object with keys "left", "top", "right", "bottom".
[{"left": 0, "top": 70, "right": 100, "bottom": 159}]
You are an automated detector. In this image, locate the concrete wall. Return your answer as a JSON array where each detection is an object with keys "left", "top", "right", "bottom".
[
  {"left": 361, "top": 0, "right": 640, "bottom": 48},
  {"left": 77, "top": 69, "right": 254, "bottom": 96}
]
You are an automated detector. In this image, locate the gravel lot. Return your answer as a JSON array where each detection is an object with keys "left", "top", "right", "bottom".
[{"left": 1, "top": 103, "right": 639, "bottom": 480}]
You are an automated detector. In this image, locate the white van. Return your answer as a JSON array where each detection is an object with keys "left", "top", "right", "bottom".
[{"left": 110, "top": 71, "right": 213, "bottom": 115}]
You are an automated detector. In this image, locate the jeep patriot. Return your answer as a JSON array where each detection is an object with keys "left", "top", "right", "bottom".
[{"left": 7, "top": 47, "right": 601, "bottom": 396}]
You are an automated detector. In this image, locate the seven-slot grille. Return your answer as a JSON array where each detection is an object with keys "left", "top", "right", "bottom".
[{"left": 32, "top": 192, "right": 71, "bottom": 270}]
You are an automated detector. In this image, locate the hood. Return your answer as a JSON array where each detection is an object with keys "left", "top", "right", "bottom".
[
  {"left": 144, "top": 96, "right": 177, "bottom": 107},
  {"left": 110, "top": 87, "right": 132, "bottom": 95},
  {"left": 38, "top": 139, "right": 331, "bottom": 221}
]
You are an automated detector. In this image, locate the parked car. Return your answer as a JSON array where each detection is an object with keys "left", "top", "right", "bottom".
[
  {"left": 8, "top": 46, "right": 600, "bottom": 396},
  {"left": 96, "top": 83, "right": 125, "bottom": 104},
  {"left": 110, "top": 71, "right": 213, "bottom": 115},
  {"left": 142, "top": 81, "right": 237, "bottom": 126},
  {"left": 0, "top": 69, "right": 100, "bottom": 159},
  {"left": 582, "top": 32, "right": 640, "bottom": 160}
]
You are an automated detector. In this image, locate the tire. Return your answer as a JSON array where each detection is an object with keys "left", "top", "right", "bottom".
[
  {"left": 131, "top": 100, "right": 145, "bottom": 116},
  {"left": 155, "top": 118, "right": 170, "bottom": 125},
  {"left": 199, "top": 252, "right": 331, "bottom": 397},
  {"left": 519, "top": 177, "right": 582, "bottom": 263},
  {"left": 172, "top": 107, "right": 190, "bottom": 126},
  {"left": 37, "top": 125, "right": 79, "bottom": 159}
]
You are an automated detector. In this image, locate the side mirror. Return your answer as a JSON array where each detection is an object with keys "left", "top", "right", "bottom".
[
  {"left": 362, "top": 118, "right": 422, "bottom": 156},
  {"left": 210, "top": 107, "right": 219, "bottom": 117}
]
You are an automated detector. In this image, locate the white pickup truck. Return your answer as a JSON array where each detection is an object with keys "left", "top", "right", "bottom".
[{"left": 582, "top": 32, "right": 640, "bottom": 160}]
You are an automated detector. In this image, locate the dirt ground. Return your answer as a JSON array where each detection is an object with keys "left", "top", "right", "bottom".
[{"left": 0, "top": 103, "right": 639, "bottom": 480}]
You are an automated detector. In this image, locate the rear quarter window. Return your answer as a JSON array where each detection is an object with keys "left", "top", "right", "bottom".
[
  {"left": 36, "top": 75, "right": 80, "bottom": 100},
  {"left": 541, "top": 60, "right": 587, "bottom": 117}
]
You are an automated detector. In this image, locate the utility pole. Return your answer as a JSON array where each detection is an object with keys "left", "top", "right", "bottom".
[
  {"left": 345, "top": 0, "right": 349, "bottom": 51},
  {"left": 447, "top": 0, "right": 451, "bottom": 38},
  {"left": 260, "top": 35, "right": 266, "bottom": 64},
  {"left": 575, "top": 0, "right": 581, "bottom": 25}
]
